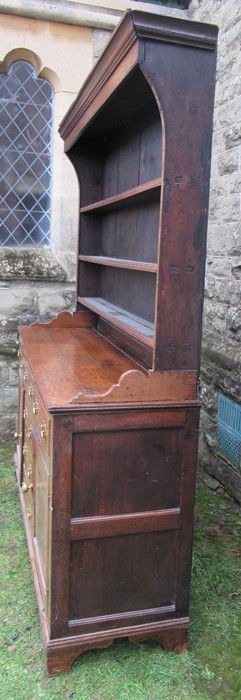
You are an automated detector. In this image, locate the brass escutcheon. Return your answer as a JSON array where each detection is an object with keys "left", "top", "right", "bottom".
[
  {"left": 33, "top": 401, "right": 38, "bottom": 415},
  {"left": 40, "top": 422, "right": 47, "bottom": 439}
]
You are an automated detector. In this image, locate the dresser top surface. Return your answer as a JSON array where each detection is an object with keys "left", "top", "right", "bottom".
[{"left": 19, "top": 315, "right": 144, "bottom": 409}]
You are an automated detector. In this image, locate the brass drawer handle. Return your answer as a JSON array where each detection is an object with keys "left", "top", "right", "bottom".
[
  {"left": 33, "top": 401, "right": 38, "bottom": 415},
  {"left": 23, "top": 444, "right": 28, "bottom": 456},
  {"left": 24, "top": 371, "right": 29, "bottom": 381},
  {"left": 27, "top": 507, "right": 32, "bottom": 519},
  {"left": 23, "top": 408, "right": 28, "bottom": 420},
  {"left": 40, "top": 422, "right": 48, "bottom": 439},
  {"left": 22, "top": 481, "right": 32, "bottom": 493},
  {"left": 28, "top": 386, "right": 34, "bottom": 397},
  {"left": 27, "top": 426, "right": 32, "bottom": 439}
]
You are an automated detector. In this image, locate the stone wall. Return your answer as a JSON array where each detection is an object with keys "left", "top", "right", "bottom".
[
  {"left": 189, "top": 0, "right": 241, "bottom": 343},
  {"left": 0, "top": 12, "right": 96, "bottom": 438},
  {"left": 189, "top": 0, "right": 241, "bottom": 502},
  {"left": 0, "top": 249, "right": 76, "bottom": 436}
]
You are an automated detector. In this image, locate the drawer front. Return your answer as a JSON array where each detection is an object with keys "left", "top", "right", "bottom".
[
  {"left": 32, "top": 385, "right": 51, "bottom": 459},
  {"left": 19, "top": 349, "right": 34, "bottom": 393},
  {"left": 19, "top": 346, "right": 51, "bottom": 460},
  {"left": 23, "top": 402, "right": 33, "bottom": 455},
  {"left": 21, "top": 395, "right": 35, "bottom": 536},
  {"left": 18, "top": 343, "right": 52, "bottom": 624},
  {"left": 33, "top": 447, "right": 50, "bottom": 608},
  {"left": 22, "top": 459, "right": 34, "bottom": 535},
  {"left": 22, "top": 444, "right": 34, "bottom": 486},
  {"left": 21, "top": 388, "right": 34, "bottom": 480}
]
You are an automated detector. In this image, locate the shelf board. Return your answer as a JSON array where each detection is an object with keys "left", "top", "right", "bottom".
[
  {"left": 79, "top": 255, "right": 157, "bottom": 273},
  {"left": 77, "top": 297, "right": 154, "bottom": 348},
  {"left": 80, "top": 177, "right": 162, "bottom": 214}
]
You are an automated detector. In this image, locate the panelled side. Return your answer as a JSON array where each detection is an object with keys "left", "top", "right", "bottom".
[
  {"left": 54, "top": 407, "right": 199, "bottom": 638},
  {"left": 142, "top": 38, "right": 217, "bottom": 372}
]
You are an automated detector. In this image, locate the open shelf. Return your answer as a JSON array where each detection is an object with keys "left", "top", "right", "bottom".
[
  {"left": 80, "top": 178, "right": 162, "bottom": 214},
  {"left": 78, "top": 256, "right": 157, "bottom": 273},
  {"left": 77, "top": 297, "right": 154, "bottom": 347}
]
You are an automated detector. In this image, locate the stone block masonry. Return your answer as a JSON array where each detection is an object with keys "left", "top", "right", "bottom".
[
  {"left": 190, "top": 0, "right": 241, "bottom": 344},
  {"left": 189, "top": 0, "right": 241, "bottom": 502},
  {"left": 0, "top": 250, "right": 75, "bottom": 438}
]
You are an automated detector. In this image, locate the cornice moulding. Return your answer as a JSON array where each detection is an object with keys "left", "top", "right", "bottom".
[{"left": 59, "top": 10, "right": 218, "bottom": 147}]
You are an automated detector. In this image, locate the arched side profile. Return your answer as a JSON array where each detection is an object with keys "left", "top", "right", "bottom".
[
  {"left": 60, "top": 8, "right": 218, "bottom": 374},
  {"left": 67, "top": 63, "right": 164, "bottom": 370}
]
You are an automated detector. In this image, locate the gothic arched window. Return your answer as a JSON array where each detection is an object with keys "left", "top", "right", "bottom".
[{"left": 0, "top": 60, "right": 54, "bottom": 247}]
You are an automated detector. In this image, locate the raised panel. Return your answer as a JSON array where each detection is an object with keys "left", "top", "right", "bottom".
[
  {"left": 71, "top": 427, "right": 183, "bottom": 518},
  {"left": 69, "top": 531, "right": 177, "bottom": 622}
]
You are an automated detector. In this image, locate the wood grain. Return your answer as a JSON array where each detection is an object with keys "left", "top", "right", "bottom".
[
  {"left": 19, "top": 319, "right": 198, "bottom": 406},
  {"left": 80, "top": 177, "right": 161, "bottom": 213},
  {"left": 78, "top": 255, "right": 157, "bottom": 273},
  {"left": 70, "top": 509, "right": 180, "bottom": 540},
  {"left": 16, "top": 9, "right": 217, "bottom": 676}
]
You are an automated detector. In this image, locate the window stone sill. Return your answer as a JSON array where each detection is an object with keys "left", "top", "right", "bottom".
[{"left": 0, "top": 249, "right": 67, "bottom": 282}]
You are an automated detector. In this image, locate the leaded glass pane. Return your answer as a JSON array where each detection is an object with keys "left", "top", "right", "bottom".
[{"left": 0, "top": 60, "right": 53, "bottom": 247}]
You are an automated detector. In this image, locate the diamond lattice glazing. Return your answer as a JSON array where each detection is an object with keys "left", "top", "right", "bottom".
[{"left": 0, "top": 61, "right": 53, "bottom": 247}]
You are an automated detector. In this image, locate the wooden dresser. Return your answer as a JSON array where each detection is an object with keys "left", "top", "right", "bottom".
[{"left": 15, "top": 11, "right": 218, "bottom": 675}]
